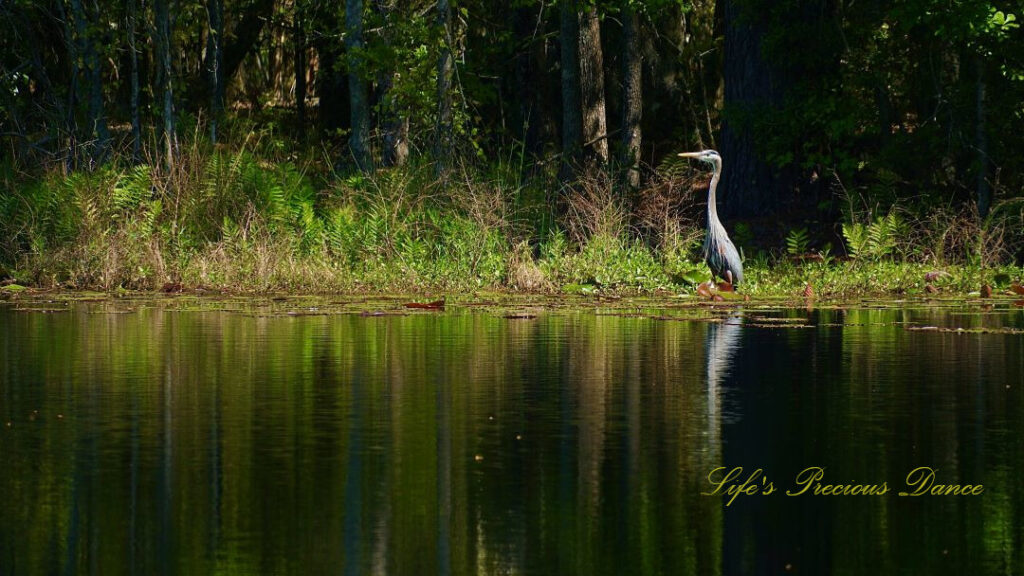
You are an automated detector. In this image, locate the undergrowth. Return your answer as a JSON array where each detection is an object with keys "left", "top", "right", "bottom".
[{"left": 1, "top": 138, "right": 1023, "bottom": 298}]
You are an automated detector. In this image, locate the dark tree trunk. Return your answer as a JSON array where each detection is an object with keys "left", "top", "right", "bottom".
[
  {"left": 128, "top": 0, "right": 142, "bottom": 162},
  {"left": 619, "top": 2, "right": 642, "bottom": 189},
  {"left": 56, "top": 0, "right": 80, "bottom": 168},
  {"left": 206, "top": 0, "right": 224, "bottom": 144},
  {"left": 70, "top": 0, "right": 110, "bottom": 165},
  {"left": 513, "top": 5, "right": 543, "bottom": 161},
  {"left": 578, "top": 6, "right": 607, "bottom": 169},
  {"left": 975, "top": 56, "right": 990, "bottom": 219},
  {"left": 155, "top": 0, "right": 176, "bottom": 166},
  {"left": 221, "top": 0, "right": 275, "bottom": 84},
  {"left": 577, "top": 7, "right": 607, "bottom": 170},
  {"left": 345, "top": 0, "right": 371, "bottom": 171},
  {"left": 435, "top": 0, "right": 454, "bottom": 175},
  {"left": 294, "top": 4, "right": 307, "bottom": 131},
  {"left": 719, "top": 0, "right": 781, "bottom": 217},
  {"left": 373, "top": 0, "right": 408, "bottom": 167},
  {"left": 310, "top": 1, "right": 348, "bottom": 136},
  {"left": 559, "top": 2, "right": 582, "bottom": 180}
]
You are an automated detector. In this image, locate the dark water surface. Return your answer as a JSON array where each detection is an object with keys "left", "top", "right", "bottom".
[{"left": 1, "top": 301, "right": 1022, "bottom": 575}]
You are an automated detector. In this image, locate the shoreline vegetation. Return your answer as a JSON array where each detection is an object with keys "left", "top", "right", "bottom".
[
  {"left": 4, "top": 2, "right": 1024, "bottom": 299},
  {"left": 1, "top": 130, "right": 1023, "bottom": 301}
]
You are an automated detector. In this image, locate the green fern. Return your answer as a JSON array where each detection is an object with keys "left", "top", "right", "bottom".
[
  {"left": 113, "top": 165, "right": 151, "bottom": 214},
  {"left": 842, "top": 221, "right": 869, "bottom": 259},
  {"left": 785, "top": 227, "right": 810, "bottom": 256}
]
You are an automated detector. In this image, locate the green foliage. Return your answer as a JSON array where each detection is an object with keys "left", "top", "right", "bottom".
[
  {"left": 842, "top": 212, "right": 908, "bottom": 261},
  {"left": 785, "top": 227, "right": 810, "bottom": 256}
]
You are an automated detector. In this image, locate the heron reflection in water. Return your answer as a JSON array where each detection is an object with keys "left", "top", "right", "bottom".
[
  {"left": 705, "top": 313, "right": 742, "bottom": 451},
  {"left": 677, "top": 149, "right": 744, "bottom": 289}
]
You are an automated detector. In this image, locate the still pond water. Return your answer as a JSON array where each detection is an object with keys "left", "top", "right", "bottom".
[{"left": 1, "top": 299, "right": 1022, "bottom": 575}]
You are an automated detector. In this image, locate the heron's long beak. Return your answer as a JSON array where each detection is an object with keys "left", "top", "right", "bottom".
[{"left": 677, "top": 152, "right": 701, "bottom": 159}]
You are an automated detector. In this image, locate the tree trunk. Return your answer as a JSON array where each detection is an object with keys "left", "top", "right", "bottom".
[
  {"left": 345, "top": 0, "right": 371, "bottom": 171},
  {"left": 719, "top": 0, "right": 778, "bottom": 217},
  {"left": 155, "top": 0, "right": 176, "bottom": 166},
  {"left": 559, "top": 2, "right": 582, "bottom": 181},
  {"left": 312, "top": 3, "right": 348, "bottom": 136},
  {"left": 204, "top": 0, "right": 223, "bottom": 143},
  {"left": 294, "top": 4, "right": 307, "bottom": 131},
  {"left": 435, "top": 0, "right": 454, "bottom": 176},
  {"left": 975, "top": 56, "right": 990, "bottom": 220},
  {"left": 128, "top": 0, "right": 142, "bottom": 162},
  {"left": 70, "top": 0, "right": 110, "bottom": 165},
  {"left": 221, "top": 0, "right": 275, "bottom": 84},
  {"left": 619, "top": 2, "right": 642, "bottom": 189},
  {"left": 374, "top": 0, "right": 408, "bottom": 166},
  {"left": 206, "top": 0, "right": 224, "bottom": 144},
  {"left": 578, "top": 6, "right": 607, "bottom": 169},
  {"left": 513, "top": 5, "right": 543, "bottom": 161}
]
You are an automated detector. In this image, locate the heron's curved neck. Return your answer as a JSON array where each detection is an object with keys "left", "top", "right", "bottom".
[{"left": 707, "top": 160, "right": 721, "bottom": 224}]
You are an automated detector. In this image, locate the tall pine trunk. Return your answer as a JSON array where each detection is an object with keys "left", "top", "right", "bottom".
[
  {"left": 559, "top": 2, "right": 582, "bottom": 181},
  {"left": 345, "top": 0, "right": 371, "bottom": 171},
  {"left": 578, "top": 7, "right": 607, "bottom": 170},
  {"left": 128, "top": 0, "right": 141, "bottom": 162},
  {"left": 70, "top": 0, "right": 110, "bottom": 165},
  {"left": 720, "top": 0, "right": 777, "bottom": 217},
  {"left": 206, "top": 0, "right": 224, "bottom": 144},
  {"left": 975, "top": 55, "right": 990, "bottom": 220},
  {"left": 619, "top": 3, "right": 642, "bottom": 189},
  {"left": 435, "top": 0, "right": 454, "bottom": 176},
  {"left": 294, "top": 4, "right": 307, "bottom": 131},
  {"left": 375, "top": 0, "right": 408, "bottom": 167},
  {"left": 155, "top": 0, "right": 176, "bottom": 166},
  {"left": 513, "top": 5, "right": 543, "bottom": 161}
]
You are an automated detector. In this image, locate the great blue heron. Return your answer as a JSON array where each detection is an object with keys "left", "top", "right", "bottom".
[{"left": 678, "top": 149, "right": 743, "bottom": 287}]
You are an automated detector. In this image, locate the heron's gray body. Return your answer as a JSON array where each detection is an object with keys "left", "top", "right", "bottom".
[{"left": 679, "top": 149, "right": 744, "bottom": 286}]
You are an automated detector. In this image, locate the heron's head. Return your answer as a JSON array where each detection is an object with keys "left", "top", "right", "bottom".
[{"left": 677, "top": 149, "right": 721, "bottom": 167}]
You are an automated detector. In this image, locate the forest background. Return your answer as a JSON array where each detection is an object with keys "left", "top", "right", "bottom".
[{"left": 2, "top": 0, "right": 1023, "bottom": 297}]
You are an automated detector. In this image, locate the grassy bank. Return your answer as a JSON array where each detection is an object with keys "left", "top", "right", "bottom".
[{"left": 2, "top": 141, "right": 1023, "bottom": 300}]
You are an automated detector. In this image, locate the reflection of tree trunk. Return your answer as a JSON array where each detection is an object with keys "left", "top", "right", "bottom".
[
  {"left": 435, "top": 0, "right": 454, "bottom": 176},
  {"left": 346, "top": 0, "right": 372, "bottom": 171},
  {"left": 559, "top": 3, "right": 582, "bottom": 181},
  {"left": 619, "top": 3, "right": 642, "bottom": 189},
  {"left": 343, "top": 374, "right": 364, "bottom": 576},
  {"left": 975, "top": 56, "right": 990, "bottom": 219},
  {"left": 578, "top": 7, "right": 607, "bottom": 170},
  {"left": 436, "top": 375, "right": 452, "bottom": 576}
]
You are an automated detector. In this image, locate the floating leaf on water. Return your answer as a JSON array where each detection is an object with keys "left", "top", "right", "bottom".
[
  {"left": 696, "top": 282, "right": 713, "bottom": 298},
  {"left": 718, "top": 281, "right": 735, "bottom": 292},
  {"left": 803, "top": 283, "right": 814, "bottom": 298},
  {"left": 403, "top": 299, "right": 445, "bottom": 310},
  {"left": 980, "top": 284, "right": 993, "bottom": 298},
  {"left": 1010, "top": 283, "right": 1024, "bottom": 295}
]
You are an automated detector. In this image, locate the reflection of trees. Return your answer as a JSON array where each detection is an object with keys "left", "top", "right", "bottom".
[{"left": 2, "top": 306, "right": 1020, "bottom": 574}]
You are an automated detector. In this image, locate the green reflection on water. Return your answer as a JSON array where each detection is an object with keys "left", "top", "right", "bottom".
[{"left": 0, "top": 305, "right": 1021, "bottom": 575}]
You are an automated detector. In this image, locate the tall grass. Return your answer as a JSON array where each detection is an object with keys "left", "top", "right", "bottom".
[{"left": 1, "top": 131, "right": 1022, "bottom": 295}]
